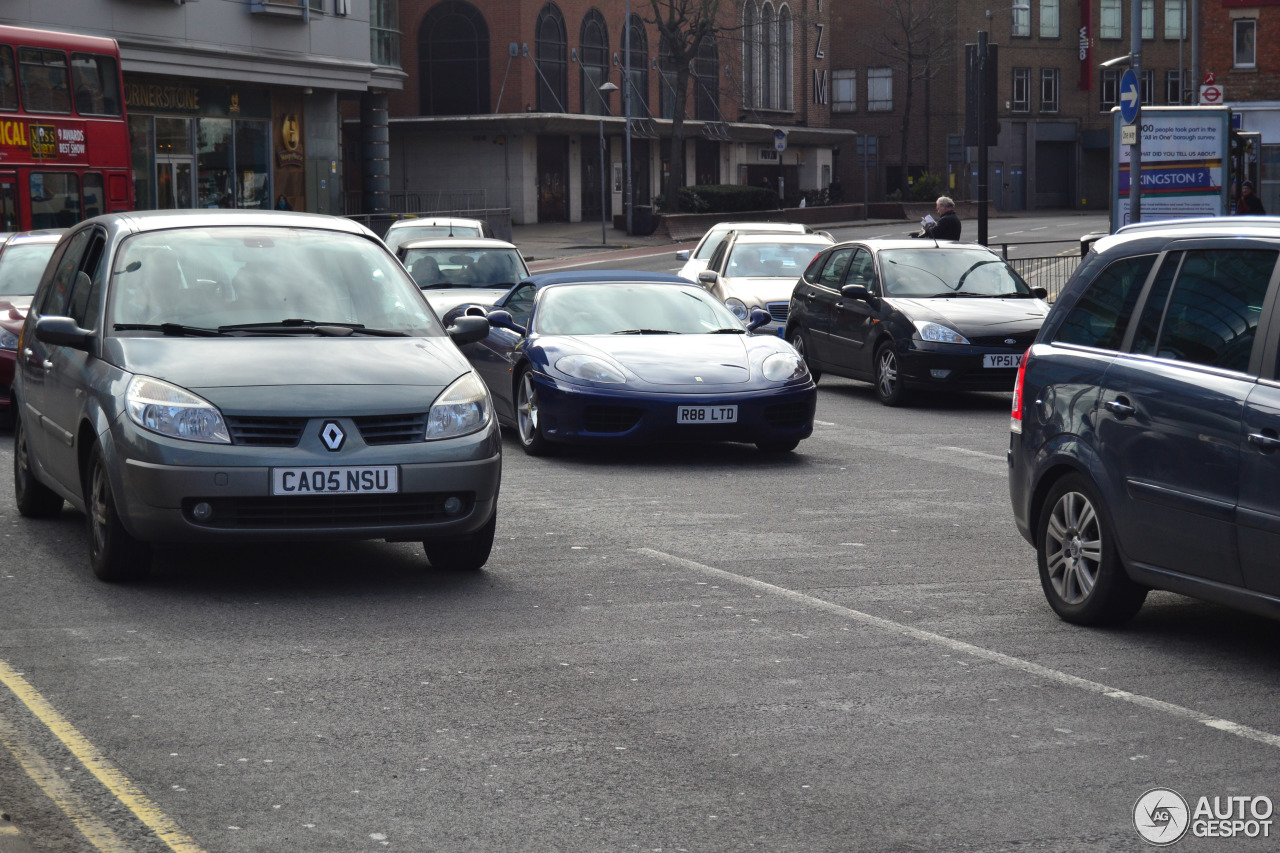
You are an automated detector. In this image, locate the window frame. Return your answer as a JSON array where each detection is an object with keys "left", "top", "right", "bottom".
[
  {"left": 1164, "top": 0, "right": 1186, "bottom": 39},
  {"left": 1234, "top": 19, "right": 1257, "bottom": 69},
  {"left": 1100, "top": 0, "right": 1122, "bottom": 39},
  {"left": 1012, "top": 67, "right": 1031, "bottom": 113},
  {"left": 1101, "top": 68, "right": 1119, "bottom": 112},
  {"left": 867, "top": 67, "right": 892, "bottom": 112},
  {"left": 1040, "top": 67, "right": 1059, "bottom": 114},
  {"left": 832, "top": 68, "right": 856, "bottom": 112},
  {"left": 1039, "top": 0, "right": 1060, "bottom": 39}
]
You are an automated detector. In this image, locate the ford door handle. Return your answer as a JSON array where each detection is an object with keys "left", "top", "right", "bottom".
[
  {"left": 1105, "top": 399, "right": 1136, "bottom": 418},
  {"left": 1248, "top": 431, "right": 1280, "bottom": 451}
]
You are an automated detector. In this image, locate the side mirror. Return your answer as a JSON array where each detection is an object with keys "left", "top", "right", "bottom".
[
  {"left": 675, "top": 250, "right": 690, "bottom": 261},
  {"left": 1032, "top": 286, "right": 1048, "bottom": 299},
  {"left": 486, "top": 309, "right": 527, "bottom": 336},
  {"left": 746, "top": 307, "right": 772, "bottom": 332},
  {"left": 697, "top": 270, "right": 718, "bottom": 287},
  {"left": 447, "top": 315, "right": 490, "bottom": 346},
  {"left": 35, "top": 315, "right": 94, "bottom": 351},
  {"left": 840, "top": 283, "right": 871, "bottom": 301}
]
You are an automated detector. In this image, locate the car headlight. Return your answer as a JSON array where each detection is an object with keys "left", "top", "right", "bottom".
[
  {"left": 555, "top": 354, "right": 625, "bottom": 384},
  {"left": 913, "top": 320, "right": 970, "bottom": 345},
  {"left": 426, "top": 372, "right": 491, "bottom": 440},
  {"left": 725, "top": 298, "right": 749, "bottom": 321},
  {"left": 126, "top": 376, "right": 230, "bottom": 444},
  {"left": 763, "top": 351, "right": 807, "bottom": 382},
  {"left": 0, "top": 328, "right": 17, "bottom": 351}
]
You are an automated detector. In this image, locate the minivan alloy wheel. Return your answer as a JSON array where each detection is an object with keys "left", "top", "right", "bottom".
[{"left": 1043, "top": 490, "right": 1101, "bottom": 604}]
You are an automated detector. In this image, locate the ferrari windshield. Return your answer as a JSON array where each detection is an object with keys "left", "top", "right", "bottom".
[
  {"left": 878, "top": 248, "right": 1032, "bottom": 297},
  {"left": 536, "top": 283, "right": 745, "bottom": 335},
  {"left": 109, "top": 227, "right": 440, "bottom": 335}
]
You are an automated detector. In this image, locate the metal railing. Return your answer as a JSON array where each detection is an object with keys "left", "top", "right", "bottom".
[{"left": 993, "top": 241, "right": 1085, "bottom": 302}]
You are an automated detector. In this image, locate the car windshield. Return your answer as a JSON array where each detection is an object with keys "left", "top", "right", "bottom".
[
  {"left": 402, "top": 247, "right": 527, "bottom": 289},
  {"left": 0, "top": 242, "right": 57, "bottom": 296},
  {"left": 108, "top": 227, "right": 440, "bottom": 335},
  {"left": 878, "top": 248, "right": 1032, "bottom": 297},
  {"left": 535, "top": 283, "right": 744, "bottom": 335},
  {"left": 694, "top": 226, "right": 804, "bottom": 260},
  {"left": 726, "top": 242, "right": 822, "bottom": 278}
]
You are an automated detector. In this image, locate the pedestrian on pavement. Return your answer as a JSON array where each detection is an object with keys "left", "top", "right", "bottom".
[
  {"left": 1236, "top": 181, "right": 1266, "bottom": 215},
  {"left": 915, "top": 196, "right": 962, "bottom": 241},
  {"left": 275, "top": 194, "right": 293, "bottom": 211}
]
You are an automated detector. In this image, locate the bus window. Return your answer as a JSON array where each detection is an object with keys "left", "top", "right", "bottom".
[
  {"left": 30, "top": 172, "right": 79, "bottom": 229},
  {"left": 0, "top": 174, "right": 16, "bottom": 231},
  {"left": 83, "top": 173, "right": 103, "bottom": 218},
  {"left": 18, "top": 47, "right": 70, "bottom": 114},
  {"left": 0, "top": 46, "right": 16, "bottom": 111},
  {"left": 70, "top": 52, "right": 121, "bottom": 116}
]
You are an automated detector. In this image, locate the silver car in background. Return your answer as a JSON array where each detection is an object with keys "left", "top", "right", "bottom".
[
  {"left": 13, "top": 210, "right": 500, "bottom": 581},
  {"left": 696, "top": 231, "right": 835, "bottom": 335}
]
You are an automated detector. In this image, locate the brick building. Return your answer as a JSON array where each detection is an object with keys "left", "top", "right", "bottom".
[
  {"left": 356, "top": 0, "right": 856, "bottom": 225},
  {"left": 829, "top": 0, "right": 1199, "bottom": 212}
]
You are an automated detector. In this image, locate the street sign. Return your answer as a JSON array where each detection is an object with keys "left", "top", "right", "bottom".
[
  {"left": 1204, "top": 71, "right": 1216, "bottom": 85},
  {"left": 1121, "top": 124, "right": 1137, "bottom": 145},
  {"left": 773, "top": 129, "right": 788, "bottom": 152},
  {"left": 1119, "top": 68, "right": 1140, "bottom": 124},
  {"left": 1200, "top": 84, "right": 1224, "bottom": 105}
]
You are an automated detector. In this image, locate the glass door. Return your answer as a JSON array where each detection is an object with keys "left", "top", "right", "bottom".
[{"left": 156, "top": 157, "right": 194, "bottom": 209}]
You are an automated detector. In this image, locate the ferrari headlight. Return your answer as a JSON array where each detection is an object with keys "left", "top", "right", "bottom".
[
  {"left": 0, "top": 328, "right": 17, "bottom": 351},
  {"left": 914, "top": 321, "right": 970, "bottom": 345},
  {"left": 426, "top": 372, "right": 491, "bottom": 440},
  {"left": 763, "top": 352, "right": 807, "bottom": 382},
  {"left": 126, "top": 376, "right": 230, "bottom": 443},
  {"left": 725, "top": 298, "right": 749, "bottom": 321},
  {"left": 556, "top": 354, "right": 625, "bottom": 384}
]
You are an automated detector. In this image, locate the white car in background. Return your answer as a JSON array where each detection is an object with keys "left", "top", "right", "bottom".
[
  {"left": 696, "top": 231, "right": 835, "bottom": 336},
  {"left": 396, "top": 237, "right": 530, "bottom": 316},
  {"left": 383, "top": 216, "right": 493, "bottom": 255},
  {"left": 676, "top": 221, "right": 825, "bottom": 281}
]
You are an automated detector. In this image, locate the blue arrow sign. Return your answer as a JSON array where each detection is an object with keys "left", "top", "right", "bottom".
[{"left": 1119, "top": 68, "right": 1140, "bottom": 124}]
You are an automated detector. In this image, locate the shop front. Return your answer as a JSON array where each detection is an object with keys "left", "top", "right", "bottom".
[{"left": 125, "top": 76, "right": 305, "bottom": 212}]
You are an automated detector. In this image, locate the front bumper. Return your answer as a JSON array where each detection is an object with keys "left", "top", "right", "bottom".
[
  {"left": 109, "top": 415, "right": 503, "bottom": 543},
  {"left": 531, "top": 374, "right": 816, "bottom": 446},
  {"left": 899, "top": 342, "right": 1023, "bottom": 393}
]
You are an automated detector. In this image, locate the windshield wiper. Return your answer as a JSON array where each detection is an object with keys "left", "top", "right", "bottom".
[
  {"left": 217, "top": 319, "right": 409, "bottom": 337},
  {"left": 612, "top": 329, "right": 680, "bottom": 335},
  {"left": 709, "top": 327, "right": 747, "bottom": 334},
  {"left": 113, "top": 322, "right": 224, "bottom": 337}
]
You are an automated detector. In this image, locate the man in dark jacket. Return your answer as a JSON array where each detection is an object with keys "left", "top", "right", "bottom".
[
  {"left": 1235, "top": 181, "right": 1266, "bottom": 215},
  {"left": 916, "top": 196, "right": 962, "bottom": 240}
]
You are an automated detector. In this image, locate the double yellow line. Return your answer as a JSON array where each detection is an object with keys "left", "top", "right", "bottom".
[{"left": 0, "top": 659, "right": 207, "bottom": 853}]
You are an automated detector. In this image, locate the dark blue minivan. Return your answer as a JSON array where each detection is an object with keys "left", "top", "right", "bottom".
[{"left": 1008, "top": 217, "right": 1280, "bottom": 625}]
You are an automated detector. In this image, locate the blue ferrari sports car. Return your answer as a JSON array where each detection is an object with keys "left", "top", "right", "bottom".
[{"left": 446, "top": 273, "right": 817, "bottom": 455}]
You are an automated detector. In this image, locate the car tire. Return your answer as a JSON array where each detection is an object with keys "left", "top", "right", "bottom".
[
  {"left": 424, "top": 510, "right": 496, "bottom": 572},
  {"left": 756, "top": 439, "right": 800, "bottom": 453},
  {"left": 1035, "top": 473, "right": 1146, "bottom": 626},
  {"left": 85, "top": 443, "right": 151, "bottom": 583},
  {"left": 874, "top": 341, "right": 908, "bottom": 407},
  {"left": 790, "top": 330, "right": 821, "bottom": 383},
  {"left": 515, "top": 367, "right": 553, "bottom": 456},
  {"left": 14, "top": 415, "right": 64, "bottom": 518}
]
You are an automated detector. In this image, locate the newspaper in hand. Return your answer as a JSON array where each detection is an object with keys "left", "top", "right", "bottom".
[{"left": 921, "top": 214, "right": 937, "bottom": 228}]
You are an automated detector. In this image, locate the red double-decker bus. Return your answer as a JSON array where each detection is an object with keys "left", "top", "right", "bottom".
[{"left": 0, "top": 24, "right": 133, "bottom": 233}]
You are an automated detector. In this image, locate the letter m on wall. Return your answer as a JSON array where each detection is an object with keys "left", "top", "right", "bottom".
[{"left": 813, "top": 69, "right": 828, "bottom": 104}]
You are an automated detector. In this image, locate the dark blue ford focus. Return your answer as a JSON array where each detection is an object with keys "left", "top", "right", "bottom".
[{"left": 449, "top": 274, "right": 816, "bottom": 455}]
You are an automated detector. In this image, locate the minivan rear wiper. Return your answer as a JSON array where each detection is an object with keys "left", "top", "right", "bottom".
[{"left": 113, "top": 323, "right": 224, "bottom": 337}]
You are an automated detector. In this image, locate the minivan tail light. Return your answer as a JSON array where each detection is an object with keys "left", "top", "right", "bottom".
[{"left": 1010, "top": 348, "right": 1030, "bottom": 434}]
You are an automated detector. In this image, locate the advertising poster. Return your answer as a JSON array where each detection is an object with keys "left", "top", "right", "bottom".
[{"left": 1110, "top": 106, "right": 1231, "bottom": 232}]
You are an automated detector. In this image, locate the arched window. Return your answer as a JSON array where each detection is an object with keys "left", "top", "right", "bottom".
[
  {"left": 580, "top": 10, "right": 610, "bottom": 114},
  {"left": 419, "top": 1, "right": 490, "bottom": 115},
  {"left": 761, "top": 2, "right": 775, "bottom": 109},
  {"left": 742, "top": 1, "right": 758, "bottom": 109},
  {"left": 658, "top": 35, "right": 678, "bottom": 119},
  {"left": 694, "top": 35, "right": 719, "bottom": 121},
  {"left": 778, "top": 5, "right": 793, "bottom": 110},
  {"left": 535, "top": 4, "right": 568, "bottom": 112},
  {"left": 624, "top": 14, "right": 648, "bottom": 117}
]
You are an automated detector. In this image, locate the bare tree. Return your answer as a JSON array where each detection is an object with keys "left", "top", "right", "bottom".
[
  {"left": 858, "top": 0, "right": 957, "bottom": 194},
  {"left": 644, "top": 0, "right": 722, "bottom": 213}
]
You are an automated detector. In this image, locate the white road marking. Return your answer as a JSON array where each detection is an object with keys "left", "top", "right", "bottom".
[
  {"left": 638, "top": 548, "right": 1280, "bottom": 750},
  {"left": 938, "top": 446, "right": 1006, "bottom": 461}
]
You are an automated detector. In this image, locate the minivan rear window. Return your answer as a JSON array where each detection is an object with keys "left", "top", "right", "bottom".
[{"left": 1053, "top": 254, "right": 1156, "bottom": 350}]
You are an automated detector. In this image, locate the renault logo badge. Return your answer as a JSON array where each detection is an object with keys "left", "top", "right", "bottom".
[{"left": 320, "top": 421, "right": 346, "bottom": 452}]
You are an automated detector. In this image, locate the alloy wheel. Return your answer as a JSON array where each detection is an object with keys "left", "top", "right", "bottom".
[
  {"left": 1043, "top": 490, "right": 1102, "bottom": 605},
  {"left": 517, "top": 372, "right": 539, "bottom": 446},
  {"left": 877, "top": 348, "right": 899, "bottom": 398}
]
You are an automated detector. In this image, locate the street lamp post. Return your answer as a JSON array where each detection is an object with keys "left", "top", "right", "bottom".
[
  {"left": 597, "top": 81, "right": 619, "bottom": 245},
  {"left": 623, "top": 0, "right": 633, "bottom": 236}
]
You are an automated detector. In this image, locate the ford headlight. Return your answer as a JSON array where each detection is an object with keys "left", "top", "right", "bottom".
[
  {"left": 126, "top": 376, "right": 230, "bottom": 443},
  {"left": 914, "top": 321, "right": 970, "bottom": 345},
  {"left": 725, "top": 298, "right": 749, "bottom": 321},
  {"left": 0, "top": 328, "right": 17, "bottom": 351},
  {"left": 556, "top": 354, "right": 625, "bottom": 384},
  {"left": 763, "top": 352, "right": 807, "bottom": 382},
  {"left": 426, "top": 372, "right": 491, "bottom": 440}
]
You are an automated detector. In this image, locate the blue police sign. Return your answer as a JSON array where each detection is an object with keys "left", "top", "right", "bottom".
[{"left": 1119, "top": 68, "right": 1140, "bottom": 125}]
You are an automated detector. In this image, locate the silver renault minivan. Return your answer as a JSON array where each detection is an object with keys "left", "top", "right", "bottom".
[{"left": 13, "top": 210, "right": 501, "bottom": 581}]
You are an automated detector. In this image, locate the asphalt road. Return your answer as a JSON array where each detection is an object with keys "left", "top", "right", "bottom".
[{"left": 2, "top": 367, "right": 1279, "bottom": 852}]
